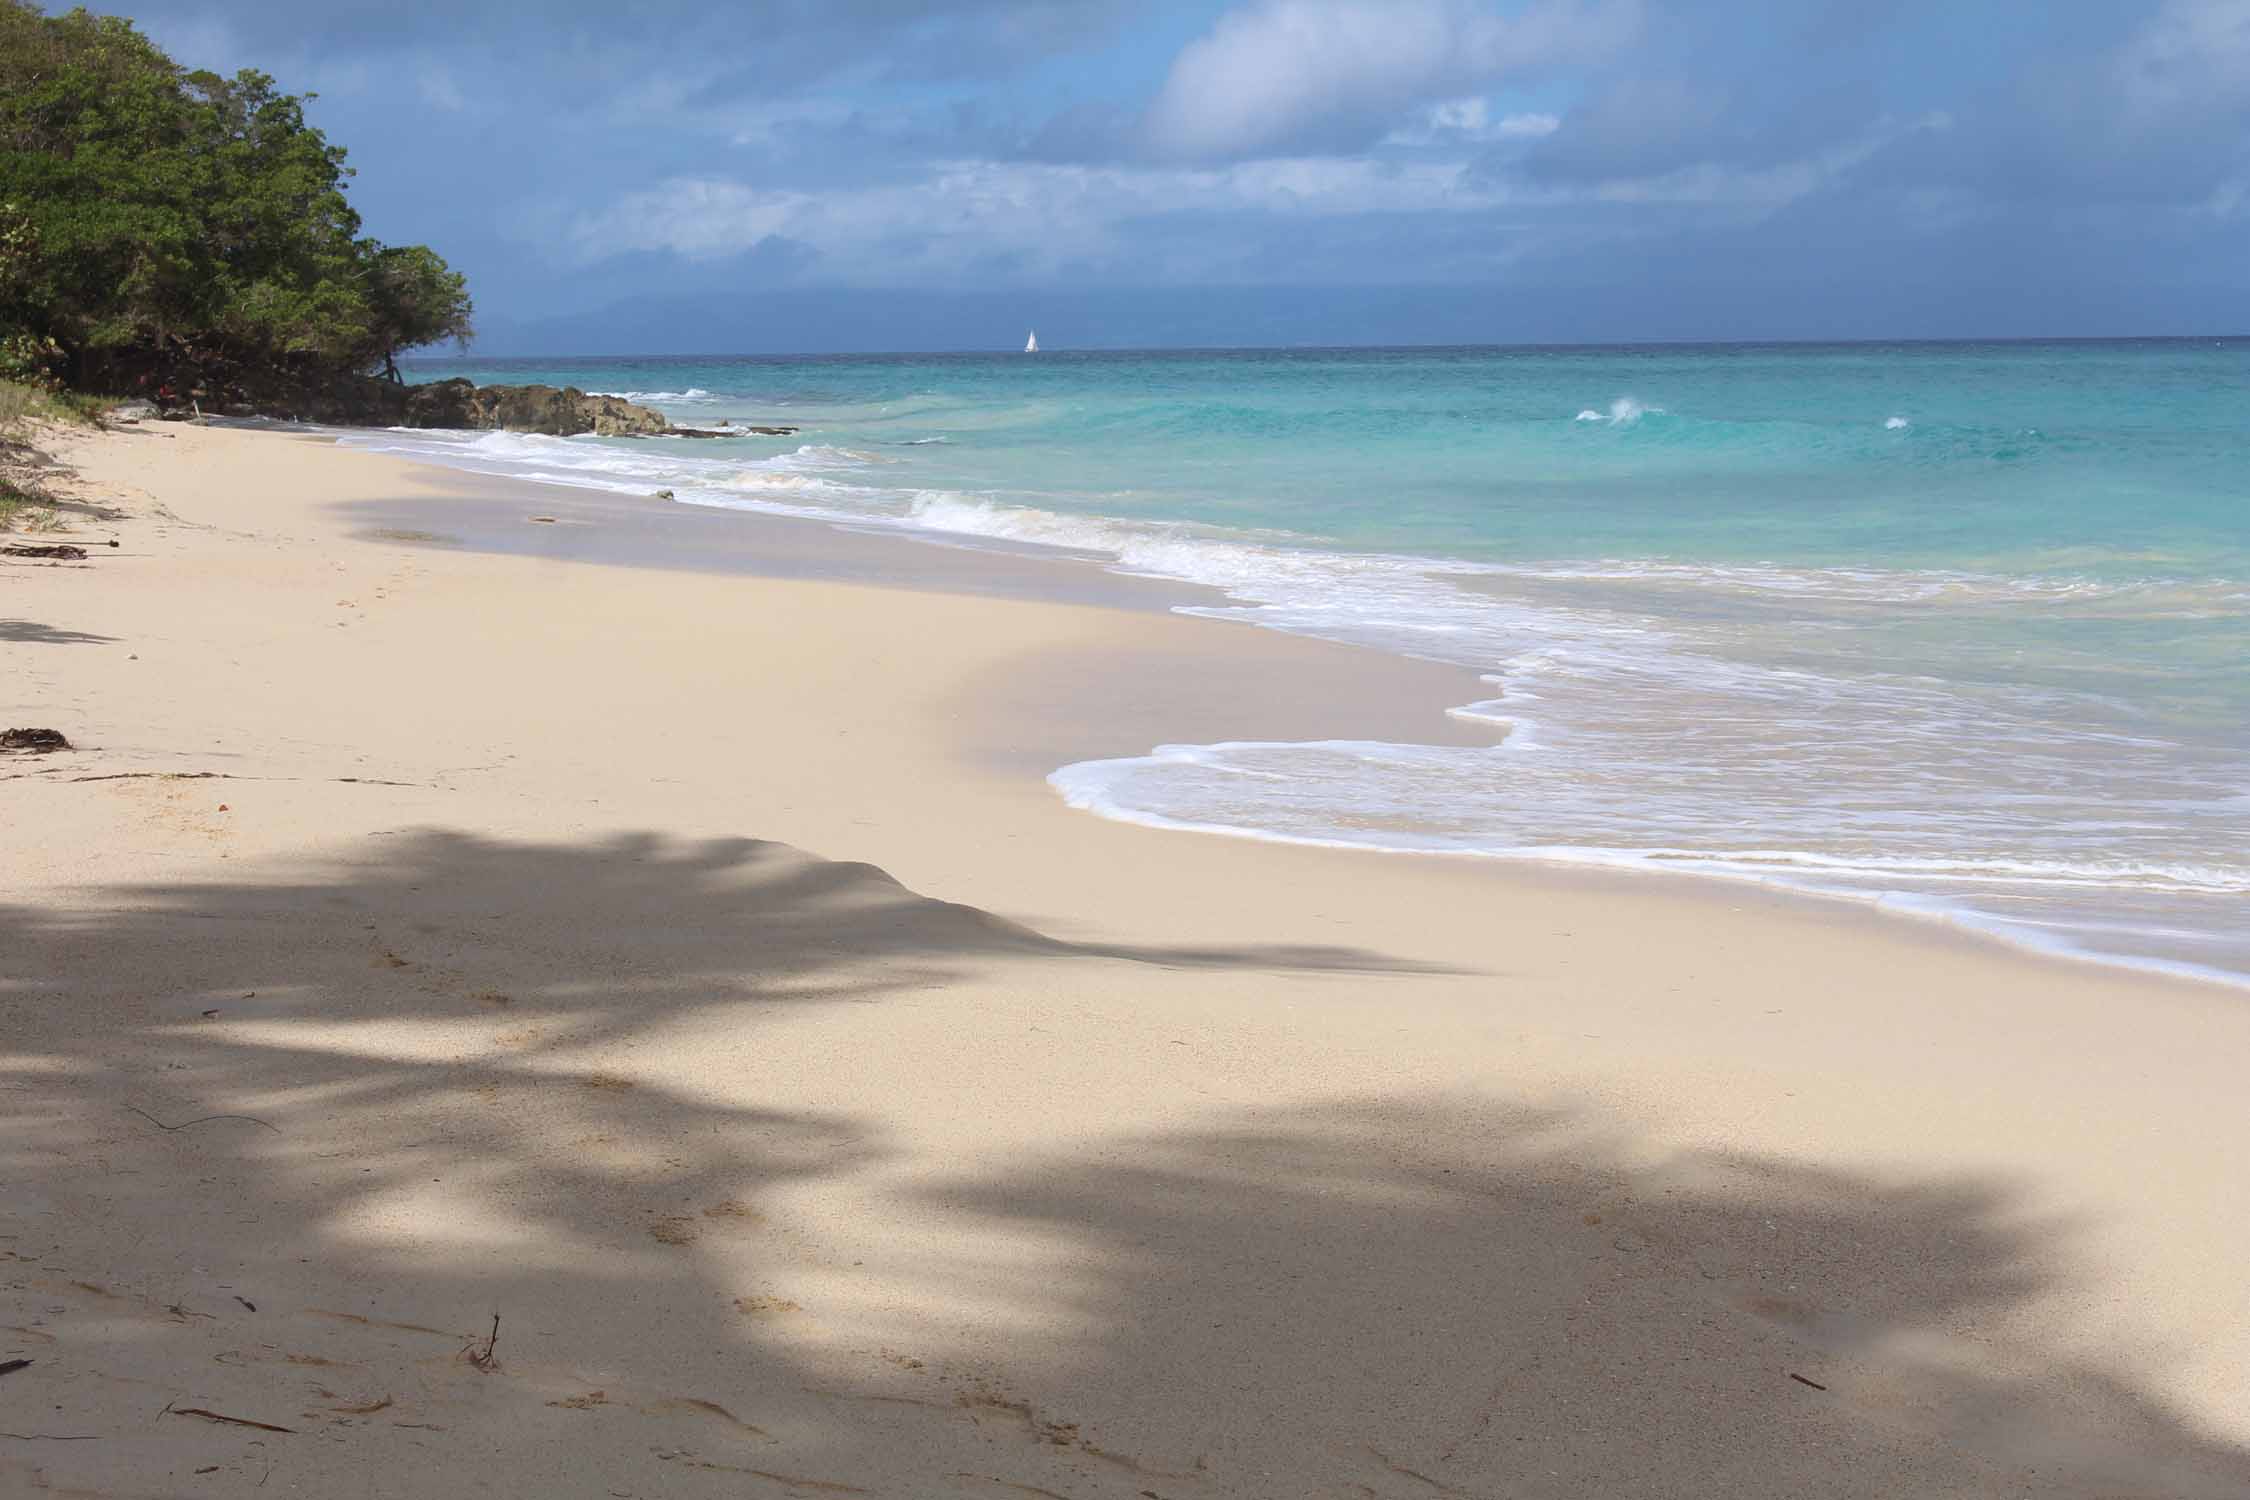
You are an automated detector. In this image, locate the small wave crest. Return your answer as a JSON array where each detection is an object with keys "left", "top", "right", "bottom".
[
  {"left": 1049, "top": 735, "right": 2250, "bottom": 988},
  {"left": 766, "top": 444, "right": 883, "bottom": 469},
  {"left": 722, "top": 470, "right": 848, "bottom": 494},
  {"left": 1885, "top": 415, "right": 1911, "bottom": 430},
  {"left": 1575, "top": 397, "right": 1662, "bottom": 425},
  {"left": 591, "top": 387, "right": 718, "bottom": 404}
]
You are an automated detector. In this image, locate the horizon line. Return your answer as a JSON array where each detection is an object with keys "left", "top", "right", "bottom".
[{"left": 401, "top": 332, "right": 2250, "bottom": 364}]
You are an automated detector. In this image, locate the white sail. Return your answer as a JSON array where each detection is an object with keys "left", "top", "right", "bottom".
[{"left": 1025, "top": 330, "right": 1039, "bottom": 353}]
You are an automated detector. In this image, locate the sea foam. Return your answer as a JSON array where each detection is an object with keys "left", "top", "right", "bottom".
[{"left": 591, "top": 387, "right": 718, "bottom": 404}]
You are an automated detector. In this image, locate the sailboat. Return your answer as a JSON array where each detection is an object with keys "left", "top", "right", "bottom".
[{"left": 1024, "top": 330, "right": 1039, "bottom": 353}]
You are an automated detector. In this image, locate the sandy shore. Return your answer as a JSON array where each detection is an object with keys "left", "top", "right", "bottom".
[{"left": 4, "top": 419, "right": 2247, "bottom": 1498}]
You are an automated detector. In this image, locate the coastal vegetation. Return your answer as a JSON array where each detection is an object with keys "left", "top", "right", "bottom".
[
  {"left": 0, "top": 1, "right": 472, "bottom": 406},
  {"left": 0, "top": 377, "right": 104, "bottom": 531}
]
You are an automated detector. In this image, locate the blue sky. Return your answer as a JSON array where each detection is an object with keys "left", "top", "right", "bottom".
[{"left": 118, "top": 0, "right": 2250, "bottom": 352}]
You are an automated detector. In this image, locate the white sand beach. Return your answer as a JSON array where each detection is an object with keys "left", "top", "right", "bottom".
[{"left": 4, "top": 420, "right": 2247, "bottom": 1498}]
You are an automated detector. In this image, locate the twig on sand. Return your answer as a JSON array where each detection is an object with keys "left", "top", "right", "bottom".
[
  {"left": 1789, "top": 1372, "right": 1829, "bottom": 1391},
  {"left": 126, "top": 1105, "right": 280, "bottom": 1134},
  {"left": 68, "top": 771, "right": 224, "bottom": 783},
  {"left": 0, "top": 1360, "right": 29, "bottom": 1379},
  {"left": 2, "top": 1431, "right": 100, "bottom": 1441},
  {"left": 462, "top": 1313, "right": 501, "bottom": 1371},
  {"left": 170, "top": 1408, "right": 295, "bottom": 1434},
  {"left": 66, "top": 770, "right": 424, "bottom": 787}
]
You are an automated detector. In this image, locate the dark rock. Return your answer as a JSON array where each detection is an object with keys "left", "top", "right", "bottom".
[
  {"left": 398, "top": 377, "right": 476, "bottom": 429},
  {"left": 399, "top": 380, "right": 671, "bottom": 438},
  {"left": 228, "top": 375, "right": 792, "bottom": 441},
  {"left": 1, "top": 727, "right": 71, "bottom": 752},
  {"left": 669, "top": 423, "right": 798, "bottom": 439},
  {"left": 231, "top": 374, "right": 411, "bottom": 427}
]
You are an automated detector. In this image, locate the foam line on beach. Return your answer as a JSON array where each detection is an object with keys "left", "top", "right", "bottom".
[{"left": 333, "top": 421, "right": 2250, "bottom": 989}]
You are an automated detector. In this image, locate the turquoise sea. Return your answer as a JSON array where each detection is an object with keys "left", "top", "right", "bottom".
[{"left": 367, "top": 341, "right": 2250, "bottom": 985}]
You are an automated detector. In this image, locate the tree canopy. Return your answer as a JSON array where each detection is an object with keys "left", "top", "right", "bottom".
[{"left": 0, "top": 1, "right": 471, "bottom": 397}]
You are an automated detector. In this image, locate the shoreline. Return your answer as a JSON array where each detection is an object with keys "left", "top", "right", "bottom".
[
  {"left": 7, "top": 419, "right": 2248, "bottom": 1495},
  {"left": 323, "top": 420, "right": 2246, "bottom": 994},
  {"left": 1052, "top": 764, "right": 2250, "bottom": 994}
]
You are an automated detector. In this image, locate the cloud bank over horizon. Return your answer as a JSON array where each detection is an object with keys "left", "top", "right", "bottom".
[{"left": 112, "top": 0, "right": 2250, "bottom": 349}]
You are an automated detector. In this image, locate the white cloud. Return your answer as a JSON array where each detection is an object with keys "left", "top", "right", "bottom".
[
  {"left": 1497, "top": 111, "right": 1562, "bottom": 138},
  {"left": 1141, "top": 0, "right": 1636, "bottom": 160},
  {"left": 1587, "top": 113, "right": 1953, "bottom": 212},
  {"left": 2114, "top": 0, "right": 2250, "bottom": 120},
  {"left": 1387, "top": 96, "right": 1561, "bottom": 145},
  {"left": 562, "top": 107, "right": 1941, "bottom": 285},
  {"left": 567, "top": 156, "right": 1499, "bottom": 280},
  {"left": 417, "top": 64, "right": 467, "bottom": 113}
]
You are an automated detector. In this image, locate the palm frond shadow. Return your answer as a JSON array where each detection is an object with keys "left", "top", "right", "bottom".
[
  {"left": 2, "top": 830, "right": 2241, "bottom": 1496},
  {"left": 906, "top": 1100, "right": 2250, "bottom": 1497}
]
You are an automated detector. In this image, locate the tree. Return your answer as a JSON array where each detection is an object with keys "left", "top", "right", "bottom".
[
  {"left": 0, "top": 1, "right": 472, "bottom": 396},
  {"left": 360, "top": 243, "right": 473, "bottom": 382}
]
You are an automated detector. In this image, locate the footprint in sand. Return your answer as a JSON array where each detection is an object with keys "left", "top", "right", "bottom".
[{"left": 733, "top": 1296, "right": 800, "bottom": 1317}]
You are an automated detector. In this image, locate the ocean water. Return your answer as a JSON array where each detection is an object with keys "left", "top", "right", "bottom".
[{"left": 366, "top": 342, "right": 2250, "bottom": 985}]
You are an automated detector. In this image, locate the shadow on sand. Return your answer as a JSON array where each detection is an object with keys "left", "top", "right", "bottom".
[
  {"left": 0, "top": 617, "right": 116, "bottom": 645},
  {"left": 2, "top": 829, "right": 2242, "bottom": 1496}
]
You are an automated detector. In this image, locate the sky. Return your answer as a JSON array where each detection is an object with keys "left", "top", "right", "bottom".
[{"left": 107, "top": 0, "right": 2250, "bottom": 353}]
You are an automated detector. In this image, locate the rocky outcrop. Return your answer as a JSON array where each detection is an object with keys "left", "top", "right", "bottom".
[
  {"left": 399, "top": 379, "right": 671, "bottom": 437},
  {"left": 233, "top": 375, "right": 799, "bottom": 439}
]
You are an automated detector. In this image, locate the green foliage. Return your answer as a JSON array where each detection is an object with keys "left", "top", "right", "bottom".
[
  {"left": 0, "top": 481, "right": 62, "bottom": 530},
  {"left": 0, "top": 327, "right": 64, "bottom": 385},
  {"left": 0, "top": 375, "right": 100, "bottom": 426},
  {"left": 0, "top": 2, "right": 472, "bottom": 400},
  {"left": 363, "top": 244, "right": 473, "bottom": 377}
]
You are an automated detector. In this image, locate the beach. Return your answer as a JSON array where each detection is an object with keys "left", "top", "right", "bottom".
[{"left": 5, "top": 418, "right": 2248, "bottom": 1496}]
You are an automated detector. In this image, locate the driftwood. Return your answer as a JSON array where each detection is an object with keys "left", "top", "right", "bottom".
[
  {"left": 1, "top": 728, "right": 70, "bottom": 752},
  {"left": 2, "top": 543, "right": 86, "bottom": 560}
]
